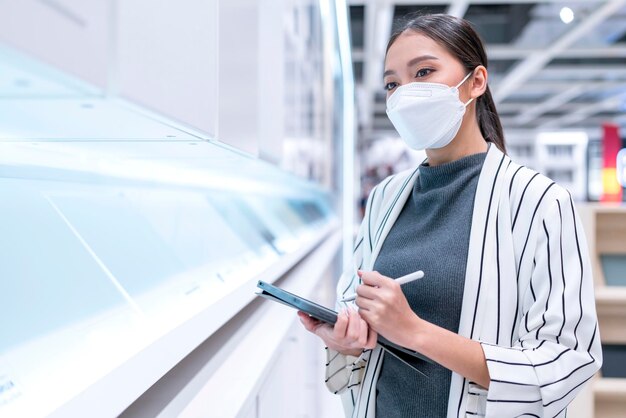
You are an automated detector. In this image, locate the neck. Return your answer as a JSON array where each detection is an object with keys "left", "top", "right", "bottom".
[{"left": 425, "top": 108, "right": 488, "bottom": 166}]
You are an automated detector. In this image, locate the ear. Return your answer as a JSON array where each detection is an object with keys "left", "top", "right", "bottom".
[{"left": 470, "top": 65, "right": 488, "bottom": 99}]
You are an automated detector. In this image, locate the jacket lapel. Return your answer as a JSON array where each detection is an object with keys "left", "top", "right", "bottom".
[
  {"left": 458, "top": 145, "right": 509, "bottom": 339},
  {"left": 447, "top": 144, "right": 510, "bottom": 418},
  {"left": 367, "top": 168, "right": 420, "bottom": 270}
]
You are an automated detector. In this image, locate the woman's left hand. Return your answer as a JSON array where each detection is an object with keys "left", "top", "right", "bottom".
[{"left": 355, "top": 270, "right": 423, "bottom": 348}]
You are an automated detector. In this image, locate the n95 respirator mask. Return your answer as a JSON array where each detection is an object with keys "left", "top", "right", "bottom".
[{"left": 386, "top": 71, "right": 474, "bottom": 150}]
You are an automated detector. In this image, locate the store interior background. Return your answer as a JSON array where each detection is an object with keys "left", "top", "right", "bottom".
[{"left": 0, "top": 0, "right": 624, "bottom": 417}]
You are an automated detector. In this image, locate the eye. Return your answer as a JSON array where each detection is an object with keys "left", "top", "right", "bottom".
[
  {"left": 384, "top": 81, "right": 398, "bottom": 91},
  {"left": 415, "top": 68, "right": 433, "bottom": 78}
]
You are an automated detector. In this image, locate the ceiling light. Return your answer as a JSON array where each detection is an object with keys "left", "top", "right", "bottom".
[{"left": 560, "top": 7, "right": 574, "bottom": 24}]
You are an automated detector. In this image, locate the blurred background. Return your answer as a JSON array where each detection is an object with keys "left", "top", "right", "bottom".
[
  {"left": 0, "top": 1, "right": 624, "bottom": 417},
  {"left": 350, "top": 0, "right": 626, "bottom": 205}
]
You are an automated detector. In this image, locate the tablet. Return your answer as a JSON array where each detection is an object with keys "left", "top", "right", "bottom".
[
  {"left": 255, "top": 280, "right": 434, "bottom": 374},
  {"left": 256, "top": 280, "right": 338, "bottom": 324}
]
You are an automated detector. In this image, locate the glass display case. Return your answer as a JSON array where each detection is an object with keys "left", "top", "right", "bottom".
[{"left": 0, "top": 46, "right": 337, "bottom": 417}]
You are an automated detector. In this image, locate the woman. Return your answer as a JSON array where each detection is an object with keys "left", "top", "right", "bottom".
[{"left": 299, "top": 13, "right": 602, "bottom": 418}]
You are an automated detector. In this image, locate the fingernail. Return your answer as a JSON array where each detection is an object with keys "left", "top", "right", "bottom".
[{"left": 357, "top": 270, "right": 363, "bottom": 277}]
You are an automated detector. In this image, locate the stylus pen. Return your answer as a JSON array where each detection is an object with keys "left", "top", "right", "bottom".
[{"left": 339, "top": 270, "right": 424, "bottom": 303}]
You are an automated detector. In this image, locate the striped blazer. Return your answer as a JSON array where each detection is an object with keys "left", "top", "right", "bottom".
[{"left": 325, "top": 144, "right": 602, "bottom": 418}]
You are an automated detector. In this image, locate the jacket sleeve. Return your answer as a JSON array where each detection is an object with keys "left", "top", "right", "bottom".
[
  {"left": 325, "top": 347, "right": 369, "bottom": 394},
  {"left": 480, "top": 190, "right": 602, "bottom": 417}
]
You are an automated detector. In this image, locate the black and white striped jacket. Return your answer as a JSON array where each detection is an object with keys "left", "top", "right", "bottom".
[{"left": 325, "top": 144, "right": 602, "bottom": 417}]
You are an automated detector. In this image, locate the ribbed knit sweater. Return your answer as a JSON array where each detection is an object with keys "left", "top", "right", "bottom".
[{"left": 373, "top": 151, "right": 487, "bottom": 418}]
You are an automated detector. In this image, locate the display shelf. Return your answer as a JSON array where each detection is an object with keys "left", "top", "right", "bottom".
[
  {"left": 595, "top": 211, "right": 626, "bottom": 255},
  {"left": 0, "top": 46, "right": 100, "bottom": 98},
  {"left": 578, "top": 203, "right": 626, "bottom": 339},
  {"left": 0, "top": 46, "right": 339, "bottom": 418},
  {"left": 577, "top": 203, "right": 626, "bottom": 418},
  {"left": 0, "top": 159, "right": 337, "bottom": 418},
  {"left": 594, "top": 378, "right": 626, "bottom": 418},
  {"left": 594, "top": 287, "right": 626, "bottom": 344},
  {"left": 0, "top": 98, "right": 198, "bottom": 140},
  {"left": 577, "top": 203, "right": 626, "bottom": 287},
  {"left": 117, "top": 230, "right": 343, "bottom": 418}
]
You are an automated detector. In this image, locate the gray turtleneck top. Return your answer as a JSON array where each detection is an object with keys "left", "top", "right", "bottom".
[{"left": 373, "top": 151, "right": 487, "bottom": 418}]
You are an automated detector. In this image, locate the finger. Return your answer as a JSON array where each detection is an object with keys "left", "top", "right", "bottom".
[
  {"left": 297, "top": 311, "right": 320, "bottom": 332},
  {"left": 356, "top": 283, "right": 378, "bottom": 300},
  {"left": 333, "top": 309, "right": 349, "bottom": 340},
  {"left": 346, "top": 308, "right": 361, "bottom": 342},
  {"left": 358, "top": 308, "right": 371, "bottom": 328},
  {"left": 359, "top": 270, "right": 389, "bottom": 287},
  {"left": 314, "top": 323, "right": 335, "bottom": 342},
  {"left": 355, "top": 296, "right": 375, "bottom": 312},
  {"left": 298, "top": 310, "right": 317, "bottom": 322},
  {"left": 365, "top": 325, "right": 378, "bottom": 349},
  {"left": 357, "top": 303, "right": 379, "bottom": 330},
  {"left": 357, "top": 316, "right": 369, "bottom": 347}
]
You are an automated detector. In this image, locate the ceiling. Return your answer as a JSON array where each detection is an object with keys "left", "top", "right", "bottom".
[{"left": 348, "top": 0, "right": 626, "bottom": 145}]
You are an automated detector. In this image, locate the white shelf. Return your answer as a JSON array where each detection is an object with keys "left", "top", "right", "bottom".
[
  {"left": 595, "top": 377, "right": 626, "bottom": 399},
  {"left": 594, "top": 378, "right": 626, "bottom": 418}
]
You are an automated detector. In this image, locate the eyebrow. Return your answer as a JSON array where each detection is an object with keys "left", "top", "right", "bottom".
[{"left": 383, "top": 55, "right": 439, "bottom": 78}]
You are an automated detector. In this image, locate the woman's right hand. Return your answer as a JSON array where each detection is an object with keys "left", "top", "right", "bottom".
[{"left": 298, "top": 308, "right": 377, "bottom": 357}]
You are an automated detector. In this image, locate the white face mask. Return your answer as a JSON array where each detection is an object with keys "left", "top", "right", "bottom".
[{"left": 386, "top": 71, "right": 474, "bottom": 150}]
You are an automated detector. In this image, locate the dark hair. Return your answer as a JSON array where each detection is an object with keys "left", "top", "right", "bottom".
[{"left": 386, "top": 14, "right": 506, "bottom": 154}]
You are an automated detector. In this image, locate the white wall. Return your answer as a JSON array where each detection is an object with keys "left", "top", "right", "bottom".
[
  {"left": 217, "top": 0, "right": 260, "bottom": 155},
  {"left": 0, "top": 0, "right": 111, "bottom": 88},
  {"left": 257, "top": 0, "right": 286, "bottom": 164},
  {"left": 116, "top": 0, "right": 219, "bottom": 137}
]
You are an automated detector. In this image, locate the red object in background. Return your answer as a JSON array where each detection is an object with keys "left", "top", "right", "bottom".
[{"left": 601, "top": 123, "right": 623, "bottom": 203}]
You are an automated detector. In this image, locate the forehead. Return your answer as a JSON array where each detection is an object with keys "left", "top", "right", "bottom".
[{"left": 385, "top": 31, "right": 455, "bottom": 68}]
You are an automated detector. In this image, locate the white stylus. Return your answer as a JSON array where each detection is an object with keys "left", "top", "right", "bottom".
[{"left": 339, "top": 270, "right": 425, "bottom": 303}]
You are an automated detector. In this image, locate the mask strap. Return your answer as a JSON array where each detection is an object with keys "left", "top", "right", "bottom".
[
  {"left": 456, "top": 70, "right": 475, "bottom": 107},
  {"left": 455, "top": 71, "right": 474, "bottom": 89}
]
